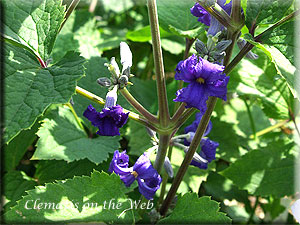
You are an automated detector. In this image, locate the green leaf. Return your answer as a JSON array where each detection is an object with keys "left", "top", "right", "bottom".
[
  {"left": 35, "top": 159, "right": 110, "bottom": 184},
  {"left": 245, "top": 0, "right": 293, "bottom": 30},
  {"left": 51, "top": 9, "right": 103, "bottom": 61},
  {"left": 4, "top": 120, "right": 40, "bottom": 171},
  {"left": 259, "top": 20, "right": 296, "bottom": 65},
  {"left": 221, "top": 140, "right": 296, "bottom": 198},
  {"left": 158, "top": 193, "right": 231, "bottom": 224},
  {"left": 126, "top": 25, "right": 172, "bottom": 42},
  {"left": 4, "top": 171, "right": 135, "bottom": 223},
  {"left": 2, "top": 0, "right": 65, "bottom": 60},
  {"left": 157, "top": 0, "right": 202, "bottom": 36},
  {"left": 33, "top": 106, "right": 120, "bottom": 164},
  {"left": 4, "top": 43, "right": 85, "bottom": 143},
  {"left": 3, "top": 171, "right": 37, "bottom": 211}
]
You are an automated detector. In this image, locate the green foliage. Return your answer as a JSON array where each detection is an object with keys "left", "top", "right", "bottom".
[
  {"left": 4, "top": 171, "right": 135, "bottom": 223},
  {"left": 245, "top": 0, "right": 294, "bottom": 31},
  {"left": 33, "top": 106, "right": 120, "bottom": 164},
  {"left": 221, "top": 140, "right": 296, "bottom": 198},
  {"left": 2, "top": 0, "right": 65, "bottom": 60},
  {"left": 4, "top": 44, "right": 85, "bottom": 143},
  {"left": 158, "top": 193, "right": 231, "bottom": 224}
]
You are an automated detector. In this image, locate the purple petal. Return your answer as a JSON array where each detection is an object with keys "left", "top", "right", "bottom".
[
  {"left": 137, "top": 174, "right": 162, "bottom": 200},
  {"left": 133, "top": 153, "right": 157, "bottom": 179},
  {"left": 109, "top": 150, "right": 130, "bottom": 173},
  {"left": 184, "top": 112, "right": 213, "bottom": 137},
  {"left": 120, "top": 173, "right": 135, "bottom": 187},
  {"left": 175, "top": 55, "right": 202, "bottom": 83},
  {"left": 190, "top": 3, "right": 211, "bottom": 26},
  {"left": 200, "top": 138, "right": 219, "bottom": 162},
  {"left": 83, "top": 105, "right": 102, "bottom": 127}
]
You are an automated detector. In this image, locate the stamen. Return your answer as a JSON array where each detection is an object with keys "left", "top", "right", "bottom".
[
  {"left": 131, "top": 171, "right": 138, "bottom": 178},
  {"left": 196, "top": 77, "right": 205, "bottom": 84}
]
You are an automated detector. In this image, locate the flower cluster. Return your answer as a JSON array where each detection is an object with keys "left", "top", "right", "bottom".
[
  {"left": 184, "top": 113, "right": 219, "bottom": 169},
  {"left": 174, "top": 54, "right": 229, "bottom": 113},
  {"left": 109, "top": 150, "right": 162, "bottom": 200}
]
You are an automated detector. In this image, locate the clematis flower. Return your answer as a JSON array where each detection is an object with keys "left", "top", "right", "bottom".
[
  {"left": 109, "top": 151, "right": 162, "bottom": 200},
  {"left": 191, "top": 0, "right": 233, "bottom": 36},
  {"left": 173, "top": 54, "right": 229, "bottom": 113},
  {"left": 190, "top": 138, "right": 218, "bottom": 169},
  {"left": 109, "top": 150, "right": 130, "bottom": 174},
  {"left": 83, "top": 104, "right": 129, "bottom": 136},
  {"left": 190, "top": 3, "right": 211, "bottom": 26}
]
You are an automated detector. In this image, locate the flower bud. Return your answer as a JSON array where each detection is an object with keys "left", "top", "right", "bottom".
[
  {"left": 104, "top": 86, "right": 118, "bottom": 108},
  {"left": 164, "top": 157, "right": 174, "bottom": 178},
  {"left": 97, "top": 77, "right": 112, "bottom": 87},
  {"left": 215, "top": 40, "right": 232, "bottom": 52},
  {"left": 118, "top": 75, "right": 128, "bottom": 88},
  {"left": 195, "top": 39, "right": 208, "bottom": 55}
]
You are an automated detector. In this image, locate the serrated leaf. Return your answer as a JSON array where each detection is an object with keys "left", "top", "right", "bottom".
[
  {"left": 4, "top": 171, "right": 135, "bottom": 223},
  {"left": 245, "top": 0, "right": 293, "bottom": 30},
  {"left": 157, "top": 0, "right": 202, "bottom": 35},
  {"left": 35, "top": 159, "right": 110, "bottom": 184},
  {"left": 4, "top": 43, "right": 85, "bottom": 143},
  {"left": 3, "top": 171, "right": 37, "bottom": 211},
  {"left": 33, "top": 106, "right": 120, "bottom": 164},
  {"left": 4, "top": 121, "right": 40, "bottom": 171},
  {"left": 2, "top": 0, "right": 65, "bottom": 60},
  {"left": 158, "top": 193, "right": 231, "bottom": 224},
  {"left": 221, "top": 140, "right": 296, "bottom": 198}
]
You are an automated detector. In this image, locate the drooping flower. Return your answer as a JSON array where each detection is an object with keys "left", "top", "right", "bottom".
[
  {"left": 191, "top": 0, "right": 233, "bottom": 36},
  {"left": 190, "top": 3, "right": 211, "bottom": 26},
  {"left": 109, "top": 151, "right": 162, "bottom": 200},
  {"left": 190, "top": 138, "right": 218, "bottom": 169},
  {"left": 109, "top": 150, "right": 130, "bottom": 174},
  {"left": 173, "top": 54, "right": 229, "bottom": 113},
  {"left": 83, "top": 104, "right": 129, "bottom": 136}
]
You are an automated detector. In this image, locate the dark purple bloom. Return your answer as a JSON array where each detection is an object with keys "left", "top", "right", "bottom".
[
  {"left": 190, "top": 138, "right": 218, "bottom": 169},
  {"left": 173, "top": 54, "right": 229, "bottom": 113},
  {"left": 83, "top": 104, "right": 129, "bottom": 136},
  {"left": 109, "top": 150, "right": 130, "bottom": 174},
  {"left": 190, "top": 3, "right": 211, "bottom": 26},
  {"left": 185, "top": 113, "right": 212, "bottom": 137},
  {"left": 208, "top": 0, "right": 233, "bottom": 36},
  {"left": 109, "top": 152, "right": 162, "bottom": 200}
]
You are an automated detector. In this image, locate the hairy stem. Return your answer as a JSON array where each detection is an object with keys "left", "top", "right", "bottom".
[
  {"left": 249, "top": 120, "right": 289, "bottom": 139},
  {"left": 59, "top": 0, "right": 80, "bottom": 33},
  {"left": 160, "top": 97, "right": 217, "bottom": 216},
  {"left": 154, "top": 134, "right": 171, "bottom": 173},
  {"left": 75, "top": 86, "right": 157, "bottom": 130},
  {"left": 119, "top": 88, "right": 158, "bottom": 124},
  {"left": 147, "top": 0, "right": 170, "bottom": 127}
]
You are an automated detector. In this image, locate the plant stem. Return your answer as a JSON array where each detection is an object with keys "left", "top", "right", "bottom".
[
  {"left": 243, "top": 98, "right": 256, "bottom": 139},
  {"left": 154, "top": 134, "right": 170, "bottom": 173},
  {"left": 119, "top": 87, "right": 158, "bottom": 124},
  {"left": 66, "top": 102, "right": 85, "bottom": 132},
  {"left": 249, "top": 120, "right": 289, "bottom": 139},
  {"left": 247, "top": 197, "right": 259, "bottom": 224},
  {"left": 171, "top": 103, "right": 186, "bottom": 122},
  {"left": 147, "top": 0, "right": 170, "bottom": 127},
  {"left": 59, "top": 0, "right": 80, "bottom": 33},
  {"left": 231, "top": 0, "right": 243, "bottom": 27},
  {"left": 175, "top": 108, "right": 197, "bottom": 129},
  {"left": 75, "top": 86, "right": 157, "bottom": 131},
  {"left": 160, "top": 97, "right": 217, "bottom": 216}
]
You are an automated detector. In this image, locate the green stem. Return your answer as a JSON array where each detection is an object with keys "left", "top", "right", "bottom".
[
  {"left": 231, "top": 0, "right": 243, "bottom": 28},
  {"left": 147, "top": 0, "right": 170, "bottom": 127},
  {"left": 249, "top": 120, "right": 289, "bottom": 139},
  {"left": 243, "top": 98, "right": 256, "bottom": 139},
  {"left": 66, "top": 102, "right": 85, "bottom": 132},
  {"left": 160, "top": 97, "right": 217, "bottom": 216},
  {"left": 171, "top": 103, "right": 187, "bottom": 122},
  {"left": 59, "top": 0, "right": 80, "bottom": 33},
  {"left": 175, "top": 108, "right": 197, "bottom": 129},
  {"left": 119, "top": 87, "right": 158, "bottom": 124},
  {"left": 247, "top": 197, "right": 259, "bottom": 224},
  {"left": 75, "top": 86, "right": 157, "bottom": 131},
  {"left": 154, "top": 134, "right": 171, "bottom": 173}
]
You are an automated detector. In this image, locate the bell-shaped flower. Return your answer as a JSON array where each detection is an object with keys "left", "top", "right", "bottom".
[
  {"left": 109, "top": 150, "right": 130, "bottom": 174},
  {"left": 190, "top": 2, "right": 211, "bottom": 26},
  {"left": 173, "top": 54, "right": 229, "bottom": 113}
]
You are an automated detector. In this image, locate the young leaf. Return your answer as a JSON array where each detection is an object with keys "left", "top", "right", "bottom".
[
  {"left": 2, "top": 0, "right": 65, "bottom": 60},
  {"left": 4, "top": 44, "right": 85, "bottom": 143},
  {"left": 33, "top": 106, "right": 120, "bottom": 164},
  {"left": 158, "top": 193, "right": 231, "bottom": 224},
  {"left": 221, "top": 140, "right": 296, "bottom": 198},
  {"left": 4, "top": 171, "right": 135, "bottom": 223}
]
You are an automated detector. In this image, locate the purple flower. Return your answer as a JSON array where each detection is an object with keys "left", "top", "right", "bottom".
[
  {"left": 185, "top": 113, "right": 212, "bottom": 137},
  {"left": 83, "top": 104, "right": 129, "bottom": 136},
  {"left": 190, "top": 3, "right": 211, "bottom": 26},
  {"left": 109, "top": 152, "right": 162, "bottom": 200},
  {"left": 190, "top": 138, "right": 218, "bottom": 169},
  {"left": 173, "top": 54, "right": 229, "bottom": 113}
]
